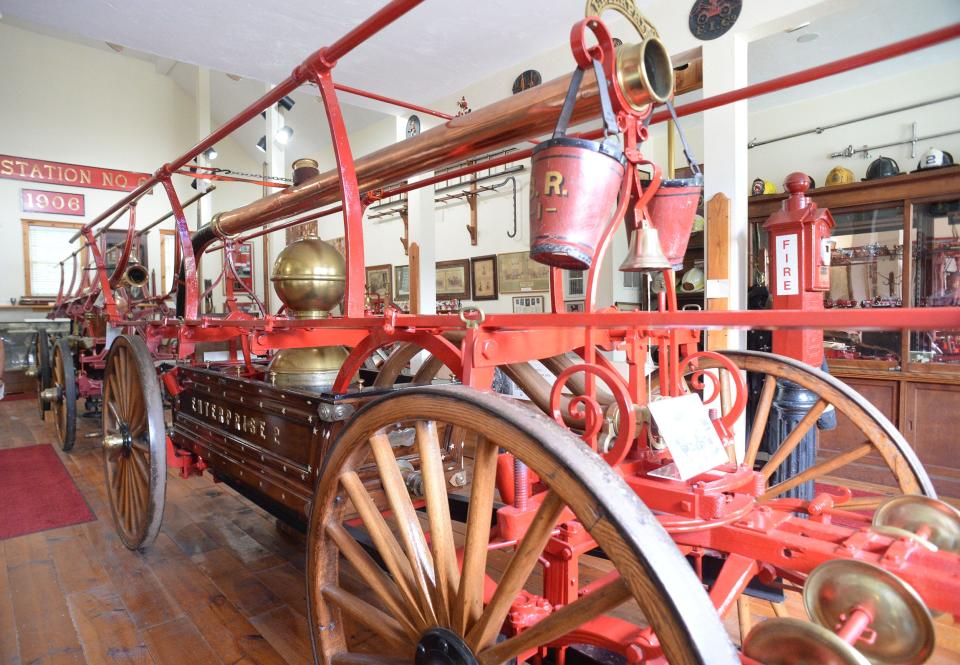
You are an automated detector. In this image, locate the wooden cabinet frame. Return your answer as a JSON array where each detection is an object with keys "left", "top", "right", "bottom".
[
  {"left": 749, "top": 166, "right": 960, "bottom": 378},
  {"left": 750, "top": 166, "right": 960, "bottom": 495}
]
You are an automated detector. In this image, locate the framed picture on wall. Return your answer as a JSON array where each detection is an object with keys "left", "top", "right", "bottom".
[
  {"left": 565, "top": 300, "right": 585, "bottom": 313},
  {"left": 512, "top": 295, "right": 545, "bottom": 313},
  {"left": 498, "top": 251, "right": 550, "bottom": 293},
  {"left": 470, "top": 255, "right": 498, "bottom": 301},
  {"left": 102, "top": 229, "right": 148, "bottom": 299},
  {"left": 365, "top": 264, "right": 392, "bottom": 304},
  {"left": 225, "top": 242, "right": 254, "bottom": 295},
  {"left": 436, "top": 259, "right": 470, "bottom": 299},
  {"left": 394, "top": 265, "right": 409, "bottom": 300}
]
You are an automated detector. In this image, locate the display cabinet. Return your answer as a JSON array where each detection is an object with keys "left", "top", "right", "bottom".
[
  {"left": 749, "top": 165, "right": 960, "bottom": 495},
  {"left": 0, "top": 318, "right": 70, "bottom": 395}
]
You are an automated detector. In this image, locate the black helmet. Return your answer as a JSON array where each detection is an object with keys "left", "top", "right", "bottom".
[{"left": 864, "top": 156, "right": 901, "bottom": 180}]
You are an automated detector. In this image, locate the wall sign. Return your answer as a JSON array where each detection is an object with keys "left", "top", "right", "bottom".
[
  {"left": 20, "top": 188, "right": 85, "bottom": 216},
  {"left": 688, "top": 0, "right": 742, "bottom": 41},
  {"left": 226, "top": 243, "right": 254, "bottom": 295},
  {"left": 1, "top": 154, "right": 150, "bottom": 192}
]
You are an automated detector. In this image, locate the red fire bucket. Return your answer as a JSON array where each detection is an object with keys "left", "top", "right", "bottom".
[
  {"left": 530, "top": 137, "right": 625, "bottom": 270},
  {"left": 646, "top": 176, "right": 703, "bottom": 269}
]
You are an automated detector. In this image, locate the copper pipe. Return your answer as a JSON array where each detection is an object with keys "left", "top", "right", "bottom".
[{"left": 212, "top": 39, "right": 669, "bottom": 238}]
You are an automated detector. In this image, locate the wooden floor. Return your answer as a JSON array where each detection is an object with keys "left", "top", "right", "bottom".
[{"left": 0, "top": 395, "right": 958, "bottom": 664}]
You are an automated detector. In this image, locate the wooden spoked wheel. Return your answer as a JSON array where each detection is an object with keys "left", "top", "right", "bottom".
[
  {"left": 52, "top": 338, "right": 77, "bottom": 451},
  {"left": 371, "top": 337, "right": 462, "bottom": 388},
  {"left": 307, "top": 385, "right": 738, "bottom": 665},
  {"left": 696, "top": 350, "right": 935, "bottom": 503},
  {"left": 102, "top": 334, "right": 166, "bottom": 551},
  {"left": 35, "top": 330, "right": 51, "bottom": 419}
]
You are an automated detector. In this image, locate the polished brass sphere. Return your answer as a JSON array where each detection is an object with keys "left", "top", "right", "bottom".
[
  {"left": 271, "top": 237, "right": 345, "bottom": 318},
  {"left": 267, "top": 346, "right": 350, "bottom": 391}
]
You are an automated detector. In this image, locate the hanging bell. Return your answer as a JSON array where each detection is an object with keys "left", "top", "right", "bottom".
[{"left": 620, "top": 224, "right": 671, "bottom": 272}]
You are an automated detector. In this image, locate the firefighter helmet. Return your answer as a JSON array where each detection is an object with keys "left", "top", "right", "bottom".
[
  {"left": 826, "top": 166, "right": 855, "bottom": 187},
  {"left": 864, "top": 156, "right": 901, "bottom": 180}
]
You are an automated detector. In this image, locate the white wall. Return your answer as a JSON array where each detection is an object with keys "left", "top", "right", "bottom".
[
  {"left": 0, "top": 22, "right": 261, "bottom": 314},
  {"left": 747, "top": 58, "right": 960, "bottom": 190}
]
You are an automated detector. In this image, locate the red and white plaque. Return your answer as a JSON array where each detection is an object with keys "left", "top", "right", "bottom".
[
  {"left": 20, "top": 188, "right": 85, "bottom": 216},
  {"left": 1, "top": 154, "right": 149, "bottom": 192}
]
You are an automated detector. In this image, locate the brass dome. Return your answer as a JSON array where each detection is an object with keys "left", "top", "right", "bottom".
[
  {"left": 271, "top": 237, "right": 345, "bottom": 318},
  {"left": 267, "top": 346, "right": 350, "bottom": 391}
]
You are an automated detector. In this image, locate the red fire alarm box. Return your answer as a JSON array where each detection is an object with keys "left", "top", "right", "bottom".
[
  {"left": 765, "top": 173, "right": 835, "bottom": 296},
  {"left": 762, "top": 172, "right": 835, "bottom": 365}
]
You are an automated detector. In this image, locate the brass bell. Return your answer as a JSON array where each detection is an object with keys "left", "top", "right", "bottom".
[{"left": 620, "top": 223, "right": 671, "bottom": 272}]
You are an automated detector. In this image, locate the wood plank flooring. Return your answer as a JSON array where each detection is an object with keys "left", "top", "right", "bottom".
[{"left": 1, "top": 395, "right": 958, "bottom": 664}]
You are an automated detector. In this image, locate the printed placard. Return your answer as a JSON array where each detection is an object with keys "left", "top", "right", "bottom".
[{"left": 647, "top": 393, "right": 728, "bottom": 481}]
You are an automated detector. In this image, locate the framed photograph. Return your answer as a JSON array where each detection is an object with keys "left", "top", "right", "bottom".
[
  {"left": 565, "top": 300, "right": 585, "bottom": 313},
  {"left": 512, "top": 295, "right": 545, "bottom": 313},
  {"left": 102, "top": 229, "right": 148, "bottom": 300},
  {"left": 470, "top": 255, "right": 498, "bottom": 301},
  {"left": 365, "top": 264, "right": 392, "bottom": 304},
  {"left": 498, "top": 251, "right": 550, "bottom": 293},
  {"left": 394, "top": 265, "right": 409, "bottom": 300},
  {"left": 436, "top": 259, "right": 471, "bottom": 299},
  {"left": 225, "top": 242, "right": 254, "bottom": 295}
]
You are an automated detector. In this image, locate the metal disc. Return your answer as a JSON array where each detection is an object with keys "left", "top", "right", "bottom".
[
  {"left": 874, "top": 495, "right": 960, "bottom": 553},
  {"left": 804, "top": 560, "right": 935, "bottom": 665},
  {"left": 743, "top": 618, "right": 869, "bottom": 665}
]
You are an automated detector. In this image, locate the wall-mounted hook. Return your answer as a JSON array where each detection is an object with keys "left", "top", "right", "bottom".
[{"left": 399, "top": 208, "right": 409, "bottom": 255}]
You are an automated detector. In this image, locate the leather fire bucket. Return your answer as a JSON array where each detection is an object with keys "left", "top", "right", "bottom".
[
  {"left": 530, "top": 59, "right": 625, "bottom": 270},
  {"left": 647, "top": 175, "right": 704, "bottom": 269}
]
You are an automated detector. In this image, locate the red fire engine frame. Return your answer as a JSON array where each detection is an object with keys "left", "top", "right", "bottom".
[{"left": 51, "top": 2, "right": 960, "bottom": 661}]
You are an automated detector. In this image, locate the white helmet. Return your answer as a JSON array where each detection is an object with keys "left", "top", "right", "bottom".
[
  {"left": 681, "top": 266, "right": 704, "bottom": 293},
  {"left": 916, "top": 148, "right": 955, "bottom": 171}
]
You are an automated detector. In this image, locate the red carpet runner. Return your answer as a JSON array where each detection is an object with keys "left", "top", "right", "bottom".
[{"left": 0, "top": 444, "right": 95, "bottom": 540}]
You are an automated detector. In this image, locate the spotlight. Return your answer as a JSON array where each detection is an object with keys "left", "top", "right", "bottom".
[
  {"left": 274, "top": 126, "right": 294, "bottom": 145},
  {"left": 259, "top": 97, "right": 297, "bottom": 119},
  {"left": 256, "top": 135, "right": 267, "bottom": 152},
  {"left": 203, "top": 147, "right": 218, "bottom": 161}
]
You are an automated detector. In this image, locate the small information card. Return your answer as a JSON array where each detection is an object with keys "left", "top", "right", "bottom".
[{"left": 647, "top": 393, "right": 728, "bottom": 481}]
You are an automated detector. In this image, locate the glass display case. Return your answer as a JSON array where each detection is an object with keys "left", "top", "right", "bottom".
[
  {"left": 824, "top": 206, "right": 903, "bottom": 367},
  {"left": 1, "top": 318, "right": 70, "bottom": 395},
  {"left": 910, "top": 198, "right": 960, "bottom": 366}
]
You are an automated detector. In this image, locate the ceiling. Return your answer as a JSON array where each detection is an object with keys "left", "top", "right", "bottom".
[
  {"left": 1, "top": 0, "right": 957, "bottom": 162},
  {"left": 747, "top": 0, "right": 960, "bottom": 109}
]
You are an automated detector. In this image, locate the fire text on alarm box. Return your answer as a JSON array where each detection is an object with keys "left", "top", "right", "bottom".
[{"left": 776, "top": 233, "right": 799, "bottom": 296}]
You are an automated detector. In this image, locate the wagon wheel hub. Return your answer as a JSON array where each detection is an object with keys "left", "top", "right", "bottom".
[
  {"left": 103, "top": 423, "right": 133, "bottom": 457},
  {"left": 40, "top": 386, "right": 61, "bottom": 403},
  {"left": 415, "top": 628, "right": 478, "bottom": 665}
]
